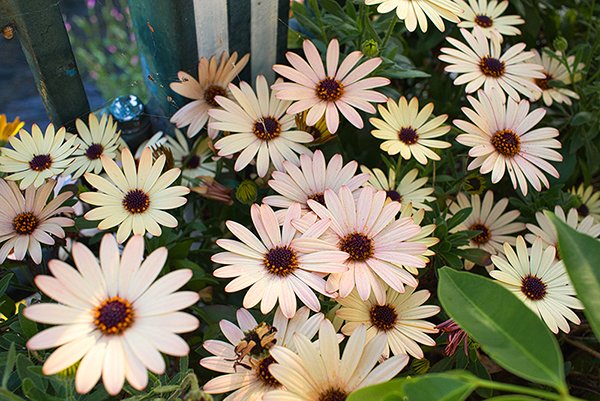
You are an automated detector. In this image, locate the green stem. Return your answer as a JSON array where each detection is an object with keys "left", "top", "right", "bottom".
[
  {"left": 475, "top": 379, "right": 584, "bottom": 401},
  {"left": 381, "top": 17, "right": 398, "bottom": 50}
]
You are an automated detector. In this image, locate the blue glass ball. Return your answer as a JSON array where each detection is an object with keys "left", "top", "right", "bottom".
[{"left": 110, "top": 95, "right": 144, "bottom": 122}]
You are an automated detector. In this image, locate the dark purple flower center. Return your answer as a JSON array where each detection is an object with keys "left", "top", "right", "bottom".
[
  {"left": 339, "top": 232, "right": 373, "bottom": 262},
  {"left": 182, "top": 154, "right": 200, "bottom": 169},
  {"left": 386, "top": 190, "right": 402, "bottom": 202},
  {"left": 122, "top": 189, "right": 150, "bottom": 214},
  {"left": 29, "top": 154, "right": 52, "bottom": 171},
  {"left": 469, "top": 223, "right": 491, "bottom": 245},
  {"left": 520, "top": 275, "right": 547, "bottom": 301},
  {"left": 535, "top": 73, "right": 552, "bottom": 90},
  {"left": 264, "top": 246, "right": 298, "bottom": 276},
  {"left": 474, "top": 15, "right": 493, "bottom": 28},
  {"left": 13, "top": 212, "right": 38, "bottom": 235},
  {"left": 398, "top": 127, "right": 419, "bottom": 145},
  {"left": 94, "top": 296, "right": 134, "bottom": 335},
  {"left": 204, "top": 85, "right": 227, "bottom": 107},
  {"left": 308, "top": 192, "right": 326, "bottom": 205},
  {"left": 253, "top": 117, "right": 281, "bottom": 141},
  {"left": 577, "top": 203, "right": 589, "bottom": 217},
  {"left": 369, "top": 304, "right": 398, "bottom": 331},
  {"left": 316, "top": 77, "right": 344, "bottom": 102},
  {"left": 491, "top": 129, "right": 521, "bottom": 157},
  {"left": 255, "top": 356, "right": 280, "bottom": 387},
  {"left": 319, "top": 388, "right": 348, "bottom": 401},
  {"left": 85, "top": 143, "right": 104, "bottom": 160},
  {"left": 479, "top": 57, "right": 506, "bottom": 77}
]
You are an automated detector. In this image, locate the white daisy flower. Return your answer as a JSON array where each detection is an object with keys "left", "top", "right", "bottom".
[
  {"left": 263, "top": 149, "right": 369, "bottom": 213},
  {"left": 530, "top": 49, "right": 582, "bottom": 107},
  {"left": 308, "top": 186, "right": 428, "bottom": 304},
  {"left": 170, "top": 51, "right": 250, "bottom": 139},
  {"left": 164, "top": 129, "right": 218, "bottom": 186},
  {"left": 490, "top": 236, "right": 583, "bottom": 334},
  {"left": 272, "top": 39, "right": 389, "bottom": 134},
  {"left": 360, "top": 166, "right": 435, "bottom": 211},
  {"left": 448, "top": 191, "right": 524, "bottom": 271},
  {"left": 23, "top": 234, "right": 199, "bottom": 394},
  {"left": 0, "top": 123, "right": 76, "bottom": 189},
  {"left": 365, "top": 0, "right": 462, "bottom": 32},
  {"left": 399, "top": 203, "right": 439, "bottom": 274},
  {"left": 64, "top": 114, "right": 121, "bottom": 179},
  {"left": 264, "top": 320, "right": 409, "bottom": 401},
  {"left": 439, "top": 27, "right": 544, "bottom": 100},
  {"left": 454, "top": 89, "right": 562, "bottom": 196},
  {"left": 80, "top": 147, "right": 190, "bottom": 243},
  {"left": 201, "top": 307, "right": 324, "bottom": 401},
  {"left": 571, "top": 183, "right": 600, "bottom": 223},
  {"left": 456, "top": 0, "right": 524, "bottom": 41},
  {"left": 211, "top": 203, "right": 348, "bottom": 318},
  {"left": 210, "top": 75, "right": 313, "bottom": 177},
  {"left": 336, "top": 285, "right": 440, "bottom": 359},
  {"left": 525, "top": 206, "right": 600, "bottom": 252},
  {"left": 0, "top": 178, "right": 74, "bottom": 264},
  {"left": 369, "top": 97, "right": 451, "bottom": 164}
]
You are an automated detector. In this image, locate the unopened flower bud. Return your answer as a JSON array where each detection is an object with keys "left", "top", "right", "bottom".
[
  {"left": 553, "top": 37, "right": 568, "bottom": 52},
  {"left": 236, "top": 180, "right": 258, "bottom": 205},
  {"left": 361, "top": 39, "right": 379, "bottom": 57}
]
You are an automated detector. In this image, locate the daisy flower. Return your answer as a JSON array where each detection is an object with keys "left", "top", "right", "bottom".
[
  {"left": 571, "top": 184, "right": 600, "bottom": 222},
  {"left": 308, "top": 186, "right": 428, "bottom": 303},
  {"left": 490, "top": 236, "right": 583, "bottom": 333},
  {"left": 64, "top": 114, "right": 121, "bottom": 179},
  {"left": 0, "top": 178, "right": 74, "bottom": 264},
  {"left": 0, "top": 123, "right": 76, "bottom": 189},
  {"left": 530, "top": 49, "right": 582, "bottom": 106},
  {"left": 23, "top": 234, "right": 199, "bottom": 394},
  {"left": 210, "top": 75, "right": 313, "bottom": 177},
  {"left": 272, "top": 39, "right": 390, "bottom": 134},
  {"left": 263, "top": 149, "right": 369, "bottom": 214},
  {"left": 163, "top": 129, "right": 217, "bottom": 186},
  {"left": 264, "top": 320, "right": 409, "bottom": 401},
  {"left": 295, "top": 110, "right": 334, "bottom": 145},
  {"left": 455, "top": 0, "right": 524, "bottom": 41},
  {"left": 80, "top": 147, "right": 190, "bottom": 243},
  {"left": 365, "top": 0, "right": 462, "bottom": 33},
  {"left": 336, "top": 285, "right": 439, "bottom": 359},
  {"left": 439, "top": 28, "right": 544, "bottom": 100},
  {"left": 398, "top": 203, "right": 439, "bottom": 274},
  {"left": 360, "top": 166, "right": 435, "bottom": 211},
  {"left": 525, "top": 206, "right": 600, "bottom": 252},
  {"left": 448, "top": 191, "right": 524, "bottom": 270},
  {"left": 0, "top": 114, "right": 24, "bottom": 142},
  {"left": 454, "top": 89, "right": 562, "bottom": 196},
  {"left": 201, "top": 307, "right": 324, "bottom": 401},
  {"left": 370, "top": 97, "right": 451, "bottom": 164},
  {"left": 170, "top": 51, "right": 250, "bottom": 138},
  {"left": 211, "top": 203, "right": 348, "bottom": 318}
]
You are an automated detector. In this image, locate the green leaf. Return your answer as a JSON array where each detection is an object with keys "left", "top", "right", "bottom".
[
  {"left": 2, "top": 342, "right": 16, "bottom": 388},
  {"left": 347, "top": 378, "right": 404, "bottom": 401},
  {"left": 446, "top": 208, "right": 472, "bottom": 230},
  {"left": 486, "top": 397, "right": 544, "bottom": 401},
  {"left": 549, "top": 213, "right": 600, "bottom": 340},
  {"left": 0, "top": 274, "right": 13, "bottom": 297},
  {"left": 0, "top": 388, "right": 26, "bottom": 401},
  {"left": 18, "top": 304, "right": 37, "bottom": 340},
  {"left": 438, "top": 268, "right": 566, "bottom": 391}
]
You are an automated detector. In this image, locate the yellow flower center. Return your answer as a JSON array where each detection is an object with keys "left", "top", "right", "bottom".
[
  {"left": 491, "top": 129, "right": 521, "bottom": 157},
  {"left": 94, "top": 296, "right": 134, "bottom": 335},
  {"left": 13, "top": 212, "right": 38, "bottom": 235},
  {"left": 316, "top": 77, "right": 344, "bottom": 102},
  {"left": 204, "top": 85, "right": 227, "bottom": 107},
  {"left": 253, "top": 117, "right": 281, "bottom": 141}
]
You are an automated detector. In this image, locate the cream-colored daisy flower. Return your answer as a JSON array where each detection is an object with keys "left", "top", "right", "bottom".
[
  {"left": 201, "top": 307, "right": 324, "bottom": 401},
  {"left": 456, "top": 0, "right": 524, "bottom": 41},
  {"left": 212, "top": 203, "right": 348, "bottom": 318},
  {"left": 170, "top": 51, "right": 250, "bottom": 139},
  {"left": 308, "top": 186, "right": 428, "bottom": 303},
  {"left": 530, "top": 49, "right": 582, "bottom": 107},
  {"left": 439, "top": 27, "right": 544, "bottom": 100},
  {"left": 163, "top": 129, "right": 218, "bottom": 187},
  {"left": 80, "top": 147, "right": 190, "bottom": 243},
  {"left": 525, "top": 206, "right": 600, "bottom": 252},
  {"left": 0, "top": 123, "right": 76, "bottom": 189},
  {"left": 360, "top": 166, "right": 435, "bottom": 211},
  {"left": 264, "top": 320, "right": 409, "bottom": 401},
  {"left": 366, "top": 0, "right": 462, "bottom": 32},
  {"left": 0, "top": 178, "right": 74, "bottom": 264},
  {"left": 454, "top": 89, "right": 562, "bottom": 196},
  {"left": 23, "top": 234, "right": 199, "bottom": 395},
  {"left": 64, "top": 114, "right": 121, "bottom": 179},
  {"left": 571, "top": 184, "right": 600, "bottom": 223},
  {"left": 490, "top": 236, "right": 583, "bottom": 334},
  {"left": 370, "top": 97, "right": 451, "bottom": 164},
  {"left": 399, "top": 203, "right": 439, "bottom": 274},
  {"left": 210, "top": 75, "right": 313, "bottom": 177},
  {"left": 263, "top": 149, "right": 369, "bottom": 214},
  {"left": 337, "top": 285, "right": 439, "bottom": 359},
  {"left": 448, "top": 191, "right": 524, "bottom": 271},
  {"left": 272, "top": 39, "right": 389, "bottom": 134}
]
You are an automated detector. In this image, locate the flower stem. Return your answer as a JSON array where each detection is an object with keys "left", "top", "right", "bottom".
[
  {"left": 381, "top": 17, "right": 398, "bottom": 50},
  {"left": 474, "top": 379, "right": 584, "bottom": 401}
]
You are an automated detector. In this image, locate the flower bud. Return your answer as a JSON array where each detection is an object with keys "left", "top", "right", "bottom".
[
  {"left": 553, "top": 36, "right": 568, "bottom": 52},
  {"left": 236, "top": 180, "right": 258, "bottom": 205},
  {"left": 361, "top": 39, "right": 379, "bottom": 57}
]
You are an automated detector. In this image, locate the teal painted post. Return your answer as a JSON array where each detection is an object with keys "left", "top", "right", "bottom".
[
  {"left": 127, "top": 0, "right": 198, "bottom": 126},
  {"left": 0, "top": 0, "right": 90, "bottom": 131}
]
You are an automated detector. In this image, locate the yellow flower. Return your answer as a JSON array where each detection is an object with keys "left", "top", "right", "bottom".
[{"left": 0, "top": 114, "right": 24, "bottom": 142}]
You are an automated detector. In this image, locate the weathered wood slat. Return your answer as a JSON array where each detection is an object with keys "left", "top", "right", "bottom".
[
  {"left": 0, "top": 0, "right": 89, "bottom": 130},
  {"left": 127, "top": 0, "right": 198, "bottom": 121},
  {"left": 193, "top": 0, "right": 229, "bottom": 58}
]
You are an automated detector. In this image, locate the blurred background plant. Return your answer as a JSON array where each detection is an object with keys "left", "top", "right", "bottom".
[{"left": 66, "top": 0, "right": 148, "bottom": 103}]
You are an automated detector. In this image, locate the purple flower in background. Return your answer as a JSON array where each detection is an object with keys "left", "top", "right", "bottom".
[
  {"left": 107, "top": 45, "right": 118, "bottom": 54},
  {"left": 89, "top": 71, "right": 99, "bottom": 80},
  {"left": 437, "top": 319, "right": 469, "bottom": 357},
  {"left": 130, "top": 55, "right": 139, "bottom": 66},
  {"left": 87, "top": 0, "right": 95, "bottom": 9},
  {"left": 111, "top": 8, "right": 124, "bottom": 21}
]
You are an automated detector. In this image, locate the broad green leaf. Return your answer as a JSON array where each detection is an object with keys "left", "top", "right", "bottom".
[
  {"left": 550, "top": 213, "right": 600, "bottom": 340},
  {"left": 401, "top": 373, "right": 477, "bottom": 401},
  {"left": 438, "top": 268, "right": 566, "bottom": 391},
  {"left": 347, "top": 378, "right": 404, "bottom": 401},
  {"left": 446, "top": 208, "right": 472, "bottom": 230},
  {"left": 0, "top": 274, "right": 13, "bottom": 297},
  {"left": 18, "top": 304, "right": 37, "bottom": 340},
  {"left": 0, "top": 388, "right": 26, "bottom": 401},
  {"left": 486, "top": 397, "right": 543, "bottom": 401},
  {"left": 2, "top": 342, "right": 16, "bottom": 388}
]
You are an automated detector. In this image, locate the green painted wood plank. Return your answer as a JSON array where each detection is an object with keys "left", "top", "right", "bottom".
[
  {"left": 276, "top": 0, "right": 290, "bottom": 64},
  {"left": 228, "top": 0, "right": 251, "bottom": 82},
  {"left": 0, "top": 0, "right": 89, "bottom": 131},
  {"left": 127, "top": 0, "right": 198, "bottom": 126}
]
